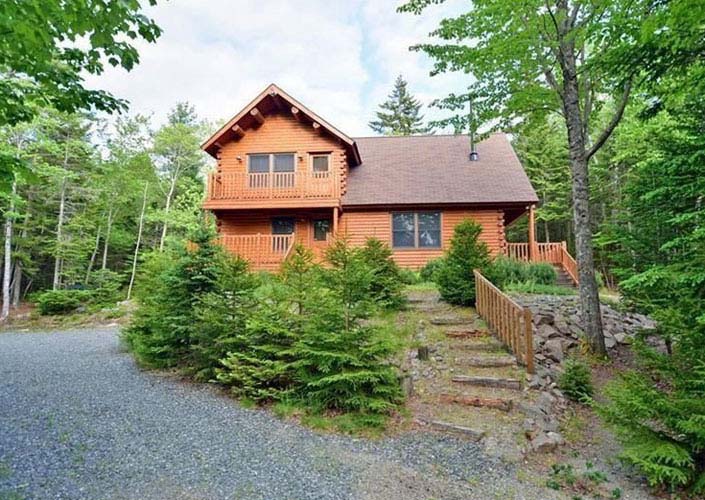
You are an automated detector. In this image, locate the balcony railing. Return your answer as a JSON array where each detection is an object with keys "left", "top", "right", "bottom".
[
  {"left": 504, "top": 241, "right": 578, "bottom": 285},
  {"left": 218, "top": 234, "right": 294, "bottom": 269},
  {"left": 206, "top": 171, "right": 339, "bottom": 205}
]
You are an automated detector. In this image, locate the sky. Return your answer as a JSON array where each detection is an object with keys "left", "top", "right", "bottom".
[{"left": 83, "top": 0, "right": 471, "bottom": 137}]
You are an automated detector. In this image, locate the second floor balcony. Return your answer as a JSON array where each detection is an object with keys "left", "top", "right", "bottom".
[{"left": 204, "top": 170, "right": 341, "bottom": 209}]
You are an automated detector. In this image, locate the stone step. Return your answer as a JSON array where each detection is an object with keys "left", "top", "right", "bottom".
[
  {"left": 422, "top": 419, "right": 485, "bottom": 441},
  {"left": 431, "top": 316, "right": 473, "bottom": 326},
  {"left": 451, "top": 375, "right": 522, "bottom": 390},
  {"left": 455, "top": 355, "right": 517, "bottom": 367},
  {"left": 439, "top": 393, "right": 513, "bottom": 412}
]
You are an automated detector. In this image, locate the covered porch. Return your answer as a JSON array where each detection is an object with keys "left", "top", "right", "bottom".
[{"left": 504, "top": 205, "right": 578, "bottom": 285}]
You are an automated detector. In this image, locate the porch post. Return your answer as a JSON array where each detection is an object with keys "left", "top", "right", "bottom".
[
  {"left": 528, "top": 204, "right": 537, "bottom": 261},
  {"left": 333, "top": 207, "right": 339, "bottom": 236}
]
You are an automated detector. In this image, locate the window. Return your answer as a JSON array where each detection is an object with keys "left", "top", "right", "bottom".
[
  {"left": 272, "top": 217, "right": 295, "bottom": 235},
  {"left": 311, "top": 154, "right": 330, "bottom": 173},
  {"left": 391, "top": 212, "right": 441, "bottom": 249},
  {"left": 247, "top": 153, "right": 295, "bottom": 173},
  {"left": 313, "top": 219, "right": 331, "bottom": 241}
]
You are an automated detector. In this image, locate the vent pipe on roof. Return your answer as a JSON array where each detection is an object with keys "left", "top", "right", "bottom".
[{"left": 468, "top": 99, "right": 479, "bottom": 161}]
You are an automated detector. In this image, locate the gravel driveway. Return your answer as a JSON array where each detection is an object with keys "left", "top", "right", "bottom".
[{"left": 0, "top": 327, "right": 560, "bottom": 500}]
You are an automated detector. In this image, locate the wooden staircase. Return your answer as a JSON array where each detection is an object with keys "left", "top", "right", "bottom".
[{"left": 554, "top": 265, "right": 577, "bottom": 288}]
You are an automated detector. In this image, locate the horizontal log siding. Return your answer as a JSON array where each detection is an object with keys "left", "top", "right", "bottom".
[
  {"left": 217, "top": 113, "right": 348, "bottom": 197},
  {"left": 340, "top": 209, "right": 505, "bottom": 268}
]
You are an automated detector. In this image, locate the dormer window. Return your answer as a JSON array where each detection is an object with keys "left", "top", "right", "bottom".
[{"left": 311, "top": 153, "right": 330, "bottom": 173}]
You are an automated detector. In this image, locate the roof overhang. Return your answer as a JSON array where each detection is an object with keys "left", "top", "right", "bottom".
[{"left": 201, "top": 83, "right": 361, "bottom": 166}]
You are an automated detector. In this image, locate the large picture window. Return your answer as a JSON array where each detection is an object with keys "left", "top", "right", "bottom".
[
  {"left": 248, "top": 153, "right": 295, "bottom": 188},
  {"left": 392, "top": 212, "right": 441, "bottom": 249}
]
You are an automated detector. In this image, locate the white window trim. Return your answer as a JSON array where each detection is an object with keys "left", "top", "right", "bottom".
[{"left": 309, "top": 153, "right": 331, "bottom": 173}]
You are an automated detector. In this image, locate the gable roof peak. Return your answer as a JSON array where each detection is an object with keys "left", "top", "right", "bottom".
[{"left": 201, "top": 83, "right": 361, "bottom": 165}]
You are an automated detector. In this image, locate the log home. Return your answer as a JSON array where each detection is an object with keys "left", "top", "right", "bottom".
[{"left": 202, "top": 84, "right": 574, "bottom": 279}]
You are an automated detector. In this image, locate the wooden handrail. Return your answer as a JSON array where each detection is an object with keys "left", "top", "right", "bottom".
[
  {"left": 218, "top": 233, "right": 294, "bottom": 266},
  {"left": 207, "top": 170, "right": 339, "bottom": 202},
  {"left": 504, "top": 241, "right": 578, "bottom": 285},
  {"left": 474, "top": 270, "right": 534, "bottom": 373}
]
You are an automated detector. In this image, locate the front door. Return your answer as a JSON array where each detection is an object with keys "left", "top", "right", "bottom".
[{"left": 311, "top": 218, "right": 331, "bottom": 258}]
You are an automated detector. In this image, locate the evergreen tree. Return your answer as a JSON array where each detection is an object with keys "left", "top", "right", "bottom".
[
  {"left": 369, "top": 75, "right": 432, "bottom": 135},
  {"left": 436, "top": 219, "right": 490, "bottom": 306}
]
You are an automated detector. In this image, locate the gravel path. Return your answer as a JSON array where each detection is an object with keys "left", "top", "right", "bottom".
[{"left": 0, "top": 327, "right": 561, "bottom": 500}]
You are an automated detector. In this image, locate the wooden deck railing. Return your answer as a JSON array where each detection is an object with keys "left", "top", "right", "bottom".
[
  {"left": 504, "top": 241, "right": 578, "bottom": 285},
  {"left": 474, "top": 270, "right": 534, "bottom": 373},
  {"left": 218, "top": 234, "right": 294, "bottom": 268},
  {"left": 207, "top": 171, "right": 339, "bottom": 203}
]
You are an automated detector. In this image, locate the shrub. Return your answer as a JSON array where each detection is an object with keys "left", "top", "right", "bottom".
[
  {"left": 35, "top": 289, "right": 93, "bottom": 315},
  {"left": 86, "top": 269, "right": 123, "bottom": 305},
  {"left": 122, "top": 220, "right": 233, "bottom": 368},
  {"left": 558, "top": 358, "right": 594, "bottom": 402},
  {"left": 398, "top": 268, "right": 420, "bottom": 285},
  {"left": 358, "top": 237, "right": 405, "bottom": 309},
  {"left": 293, "top": 239, "right": 404, "bottom": 414},
  {"left": 600, "top": 304, "right": 705, "bottom": 493},
  {"left": 420, "top": 258, "right": 445, "bottom": 283},
  {"left": 485, "top": 256, "right": 557, "bottom": 290},
  {"left": 436, "top": 220, "right": 490, "bottom": 306}
]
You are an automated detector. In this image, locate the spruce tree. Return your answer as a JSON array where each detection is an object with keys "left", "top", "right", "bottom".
[{"left": 368, "top": 75, "right": 432, "bottom": 135}]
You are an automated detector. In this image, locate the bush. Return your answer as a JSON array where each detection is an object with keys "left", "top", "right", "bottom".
[
  {"left": 436, "top": 220, "right": 490, "bottom": 306},
  {"left": 420, "top": 258, "right": 445, "bottom": 283},
  {"left": 35, "top": 289, "right": 93, "bottom": 315},
  {"left": 398, "top": 268, "right": 420, "bottom": 285},
  {"left": 86, "top": 269, "right": 123, "bottom": 305},
  {"left": 558, "top": 358, "right": 594, "bottom": 402},
  {"left": 358, "top": 237, "right": 405, "bottom": 309},
  {"left": 485, "top": 256, "right": 557, "bottom": 290},
  {"left": 123, "top": 220, "right": 236, "bottom": 369}
]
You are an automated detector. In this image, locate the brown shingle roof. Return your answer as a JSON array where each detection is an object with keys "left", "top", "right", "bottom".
[{"left": 343, "top": 133, "right": 538, "bottom": 207}]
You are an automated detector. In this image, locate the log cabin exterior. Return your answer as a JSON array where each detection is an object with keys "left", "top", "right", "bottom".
[{"left": 202, "top": 84, "right": 560, "bottom": 274}]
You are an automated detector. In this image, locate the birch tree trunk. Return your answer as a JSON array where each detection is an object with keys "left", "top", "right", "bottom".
[
  {"left": 557, "top": 14, "right": 606, "bottom": 355},
  {"left": 101, "top": 206, "right": 114, "bottom": 270},
  {"left": 52, "top": 177, "right": 67, "bottom": 290},
  {"left": 85, "top": 225, "right": 101, "bottom": 284},
  {"left": 1, "top": 181, "right": 16, "bottom": 321},
  {"left": 158, "top": 176, "right": 177, "bottom": 252},
  {"left": 127, "top": 183, "right": 149, "bottom": 300}
]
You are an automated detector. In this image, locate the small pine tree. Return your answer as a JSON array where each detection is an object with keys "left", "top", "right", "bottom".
[
  {"left": 358, "top": 237, "right": 405, "bottom": 309},
  {"left": 436, "top": 219, "right": 490, "bottom": 306},
  {"left": 293, "top": 239, "right": 404, "bottom": 416},
  {"left": 216, "top": 245, "right": 317, "bottom": 401},
  {"left": 369, "top": 75, "right": 433, "bottom": 135},
  {"left": 123, "top": 219, "right": 226, "bottom": 368}
]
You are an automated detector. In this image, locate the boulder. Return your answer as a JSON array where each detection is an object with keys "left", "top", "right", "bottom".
[
  {"left": 544, "top": 338, "right": 564, "bottom": 362},
  {"left": 530, "top": 431, "right": 564, "bottom": 452}
]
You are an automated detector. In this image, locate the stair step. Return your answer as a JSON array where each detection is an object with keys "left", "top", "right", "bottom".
[
  {"left": 455, "top": 342, "right": 504, "bottom": 352},
  {"left": 456, "top": 356, "right": 517, "bottom": 367},
  {"left": 422, "top": 419, "right": 485, "bottom": 441},
  {"left": 431, "top": 316, "right": 473, "bottom": 326},
  {"left": 444, "top": 329, "right": 489, "bottom": 339},
  {"left": 440, "top": 393, "right": 513, "bottom": 412},
  {"left": 451, "top": 375, "right": 522, "bottom": 390}
]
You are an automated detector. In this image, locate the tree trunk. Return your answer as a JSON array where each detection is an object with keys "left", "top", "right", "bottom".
[
  {"left": 101, "top": 206, "right": 114, "bottom": 270},
  {"left": 159, "top": 177, "right": 177, "bottom": 252},
  {"left": 558, "top": 29, "right": 606, "bottom": 356},
  {"left": 53, "top": 177, "right": 67, "bottom": 290},
  {"left": 127, "top": 183, "right": 149, "bottom": 300},
  {"left": 1, "top": 181, "right": 16, "bottom": 321},
  {"left": 11, "top": 260, "right": 21, "bottom": 308},
  {"left": 85, "top": 225, "right": 101, "bottom": 284}
]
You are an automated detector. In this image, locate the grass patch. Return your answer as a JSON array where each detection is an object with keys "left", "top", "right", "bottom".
[{"left": 404, "top": 281, "right": 438, "bottom": 292}]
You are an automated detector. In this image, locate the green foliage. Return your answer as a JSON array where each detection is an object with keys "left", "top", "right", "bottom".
[
  {"left": 435, "top": 220, "right": 490, "bottom": 306},
  {"left": 358, "top": 237, "right": 406, "bottom": 309},
  {"left": 0, "top": 0, "right": 161, "bottom": 128},
  {"left": 419, "top": 258, "right": 445, "bottom": 283},
  {"left": 85, "top": 269, "right": 123, "bottom": 305},
  {"left": 122, "top": 220, "right": 231, "bottom": 368},
  {"left": 35, "top": 289, "right": 92, "bottom": 315},
  {"left": 292, "top": 239, "right": 404, "bottom": 414},
  {"left": 504, "top": 282, "right": 576, "bottom": 297},
  {"left": 558, "top": 359, "right": 594, "bottom": 403},
  {"left": 484, "top": 256, "right": 557, "bottom": 290},
  {"left": 368, "top": 75, "right": 432, "bottom": 135}
]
